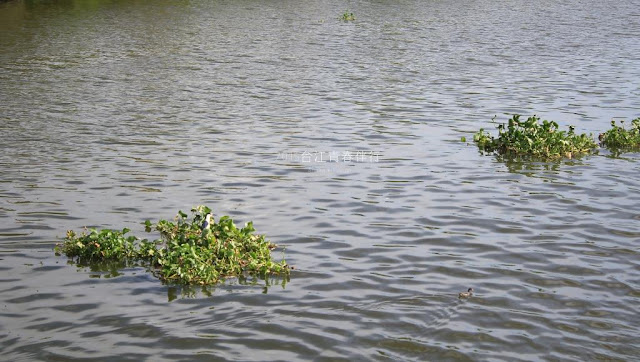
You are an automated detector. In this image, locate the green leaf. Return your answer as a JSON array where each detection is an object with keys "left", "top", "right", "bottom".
[{"left": 144, "top": 220, "right": 152, "bottom": 232}]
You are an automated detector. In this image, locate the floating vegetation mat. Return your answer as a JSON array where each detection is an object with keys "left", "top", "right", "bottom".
[
  {"left": 473, "top": 115, "right": 597, "bottom": 159},
  {"left": 340, "top": 10, "right": 355, "bottom": 21},
  {"left": 55, "top": 206, "right": 290, "bottom": 285},
  {"left": 473, "top": 115, "right": 640, "bottom": 159},
  {"left": 598, "top": 119, "right": 640, "bottom": 156}
]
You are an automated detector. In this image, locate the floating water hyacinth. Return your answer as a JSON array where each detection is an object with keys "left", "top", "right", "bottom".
[
  {"left": 473, "top": 115, "right": 598, "bottom": 159},
  {"left": 598, "top": 118, "right": 640, "bottom": 155},
  {"left": 55, "top": 205, "right": 290, "bottom": 285},
  {"left": 341, "top": 10, "right": 355, "bottom": 21}
]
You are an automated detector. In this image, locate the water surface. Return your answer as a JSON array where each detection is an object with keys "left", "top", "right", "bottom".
[{"left": 1, "top": 0, "right": 639, "bottom": 360}]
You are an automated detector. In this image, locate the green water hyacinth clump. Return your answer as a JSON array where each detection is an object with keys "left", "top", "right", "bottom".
[
  {"left": 341, "top": 10, "right": 355, "bottom": 21},
  {"left": 599, "top": 118, "right": 640, "bottom": 154},
  {"left": 473, "top": 115, "right": 598, "bottom": 159},
  {"left": 55, "top": 206, "right": 289, "bottom": 285},
  {"left": 56, "top": 228, "right": 145, "bottom": 261}
]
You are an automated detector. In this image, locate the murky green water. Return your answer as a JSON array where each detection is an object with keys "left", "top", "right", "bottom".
[{"left": 1, "top": 0, "right": 639, "bottom": 360}]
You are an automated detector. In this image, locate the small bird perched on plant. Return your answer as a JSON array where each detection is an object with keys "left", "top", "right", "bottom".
[
  {"left": 202, "top": 213, "right": 213, "bottom": 229},
  {"left": 459, "top": 288, "right": 474, "bottom": 298},
  {"left": 201, "top": 213, "right": 213, "bottom": 239}
]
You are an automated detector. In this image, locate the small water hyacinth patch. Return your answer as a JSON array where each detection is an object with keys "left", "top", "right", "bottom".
[
  {"left": 341, "top": 10, "right": 355, "bottom": 21},
  {"left": 55, "top": 206, "right": 290, "bottom": 286},
  {"left": 599, "top": 118, "right": 640, "bottom": 155},
  {"left": 473, "top": 115, "right": 598, "bottom": 159},
  {"left": 55, "top": 228, "right": 142, "bottom": 261}
]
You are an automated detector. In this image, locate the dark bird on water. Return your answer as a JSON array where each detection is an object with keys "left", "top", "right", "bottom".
[{"left": 459, "top": 288, "right": 474, "bottom": 298}]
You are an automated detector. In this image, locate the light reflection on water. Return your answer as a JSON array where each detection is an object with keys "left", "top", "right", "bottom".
[{"left": 1, "top": 0, "right": 639, "bottom": 360}]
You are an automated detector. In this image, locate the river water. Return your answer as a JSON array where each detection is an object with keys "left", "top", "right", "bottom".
[{"left": 1, "top": 0, "right": 639, "bottom": 360}]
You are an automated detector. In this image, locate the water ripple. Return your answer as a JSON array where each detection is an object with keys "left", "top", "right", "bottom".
[{"left": 1, "top": 0, "right": 640, "bottom": 360}]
